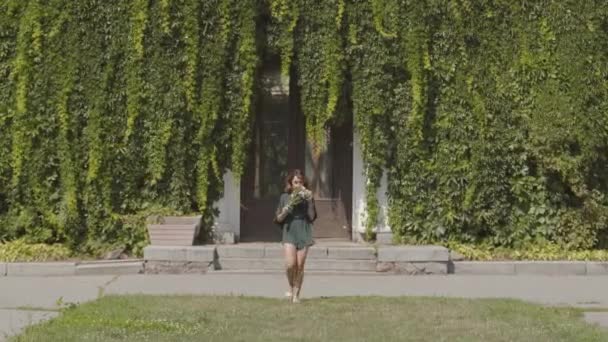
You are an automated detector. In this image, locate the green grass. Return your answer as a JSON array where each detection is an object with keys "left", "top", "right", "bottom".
[{"left": 11, "top": 295, "right": 608, "bottom": 342}]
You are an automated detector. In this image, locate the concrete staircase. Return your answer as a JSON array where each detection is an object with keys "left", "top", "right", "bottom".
[
  {"left": 214, "top": 244, "right": 377, "bottom": 272},
  {"left": 143, "top": 243, "right": 451, "bottom": 275}
]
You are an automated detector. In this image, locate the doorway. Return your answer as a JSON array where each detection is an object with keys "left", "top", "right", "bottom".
[{"left": 240, "top": 56, "right": 352, "bottom": 242}]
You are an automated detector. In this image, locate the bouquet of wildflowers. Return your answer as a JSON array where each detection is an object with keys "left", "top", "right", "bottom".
[
  {"left": 285, "top": 186, "right": 313, "bottom": 211},
  {"left": 276, "top": 186, "right": 313, "bottom": 223}
]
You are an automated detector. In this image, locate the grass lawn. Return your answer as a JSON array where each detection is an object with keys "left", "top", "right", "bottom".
[{"left": 11, "top": 295, "right": 608, "bottom": 342}]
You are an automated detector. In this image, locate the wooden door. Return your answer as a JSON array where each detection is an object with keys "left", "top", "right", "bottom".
[{"left": 240, "top": 58, "right": 352, "bottom": 242}]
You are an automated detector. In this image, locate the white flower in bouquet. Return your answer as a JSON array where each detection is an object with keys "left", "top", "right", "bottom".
[{"left": 286, "top": 186, "right": 312, "bottom": 211}]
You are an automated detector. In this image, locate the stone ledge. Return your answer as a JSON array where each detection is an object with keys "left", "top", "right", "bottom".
[
  {"left": 216, "top": 258, "right": 284, "bottom": 271},
  {"left": 305, "top": 259, "right": 377, "bottom": 271},
  {"left": 215, "top": 258, "right": 377, "bottom": 272},
  {"left": 377, "top": 262, "right": 448, "bottom": 275},
  {"left": 216, "top": 245, "right": 264, "bottom": 258},
  {"left": 187, "top": 247, "right": 216, "bottom": 262},
  {"left": 144, "top": 260, "right": 210, "bottom": 274},
  {"left": 328, "top": 247, "right": 376, "bottom": 260},
  {"left": 0, "top": 262, "right": 6, "bottom": 276},
  {"left": 262, "top": 246, "right": 331, "bottom": 259},
  {"left": 7, "top": 262, "right": 76, "bottom": 276},
  {"left": 75, "top": 261, "right": 144, "bottom": 276},
  {"left": 263, "top": 246, "right": 284, "bottom": 258},
  {"left": 377, "top": 246, "right": 449, "bottom": 262},
  {"left": 143, "top": 246, "right": 215, "bottom": 262},
  {"left": 308, "top": 246, "right": 328, "bottom": 259}
]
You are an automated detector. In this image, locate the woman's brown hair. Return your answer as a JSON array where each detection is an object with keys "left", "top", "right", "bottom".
[{"left": 284, "top": 169, "right": 309, "bottom": 193}]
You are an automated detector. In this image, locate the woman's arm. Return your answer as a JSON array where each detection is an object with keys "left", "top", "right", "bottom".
[
  {"left": 274, "top": 194, "right": 291, "bottom": 224},
  {"left": 307, "top": 197, "right": 317, "bottom": 222}
]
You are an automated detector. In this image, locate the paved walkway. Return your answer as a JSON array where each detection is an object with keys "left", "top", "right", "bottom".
[{"left": 2, "top": 274, "right": 608, "bottom": 339}]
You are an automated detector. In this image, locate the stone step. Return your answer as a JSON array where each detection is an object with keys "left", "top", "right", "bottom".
[
  {"left": 214, "top": 258, "right": 378, "bottom": 272},
  {"left": 143, "top": 245, "right": 449, "bottom": 274},
  {"left": 207, "top": 269, "right": 385, "bottom": 276},
  {"left": 215, "top": 245, "right": 376, "bottom": 260}
]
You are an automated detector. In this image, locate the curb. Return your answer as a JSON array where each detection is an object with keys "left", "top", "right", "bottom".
[
  {"left": 76, "top": 260, "right": 145, "bottom": 276},
  {"left": 3, "top": 248, "right": 608, "bottom": 276},
  {"left": 1, "top": 260, "right": 144, "bottom": 277},
  {"left": 451, "top": 261, "right": 608, "bottom": 276},
  {"left": 7, "top": 262, "right": 77, "bottom": 276}
]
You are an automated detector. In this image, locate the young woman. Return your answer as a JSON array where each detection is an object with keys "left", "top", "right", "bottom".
[{"left": 274, "top": 169, "right": 317, "bottom": 303}]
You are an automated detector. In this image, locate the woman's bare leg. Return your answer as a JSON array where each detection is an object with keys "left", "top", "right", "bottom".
[
  {"left": 283, "top": 243, "right": 297, "bottom": 298},
  {"left": 293, "top": 246, "right": 310, "bottom": 302}
]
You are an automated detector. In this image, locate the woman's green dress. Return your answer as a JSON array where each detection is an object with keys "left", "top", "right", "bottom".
[{"left": 275, "top": 192, "right": 317, "bottom": 250}]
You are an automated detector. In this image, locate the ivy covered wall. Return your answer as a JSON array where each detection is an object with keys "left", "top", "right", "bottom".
[
  {"left": 0, "top": 0, "right": 607, "bottom": 253},
  {"left": 0, "top": 0, "right": 259, "bottom": 254}
]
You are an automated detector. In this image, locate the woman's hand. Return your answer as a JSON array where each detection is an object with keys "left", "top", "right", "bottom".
[{"left": 276, "top": 205, "right": 291, "bottom": 223}]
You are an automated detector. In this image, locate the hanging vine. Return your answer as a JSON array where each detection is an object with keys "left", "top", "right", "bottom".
[
  {"left": 159, "top": 0, "right": 171, "bottom": 34},
  {"left": 194, "top": 0, "right": 233, "bottom": 214},
  {"left": 0, "top": 1, "right": 24, "bottom": 233},
  {"left": 183, "top": 0, "right": 199, "bottom": 112},
  {"left": 228, "top": 0, "right": 258, "bottom": 177},
  {"left": 268, "top": 0, "right": 300, "bottom": 76},
  {"left": 124, "top": 0, "right": 149, "bottom": 142},
  {"left": 295, "top": 0, "right": 346, "bottom": 153},
  {"left": 10, "top": 0, "right": 42, "bottom": 192},
  {"left": 52, "top": 0, "right": 79, "bottom": 236},
  {"left": 403, "top": 3, "right": 430, "bottom": 147},
  {"left": 371, "top": 0, "right": 398, "bottom": 39},
  {"left": 347, "top": 0, "right": 395, "bottom": 238}
]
